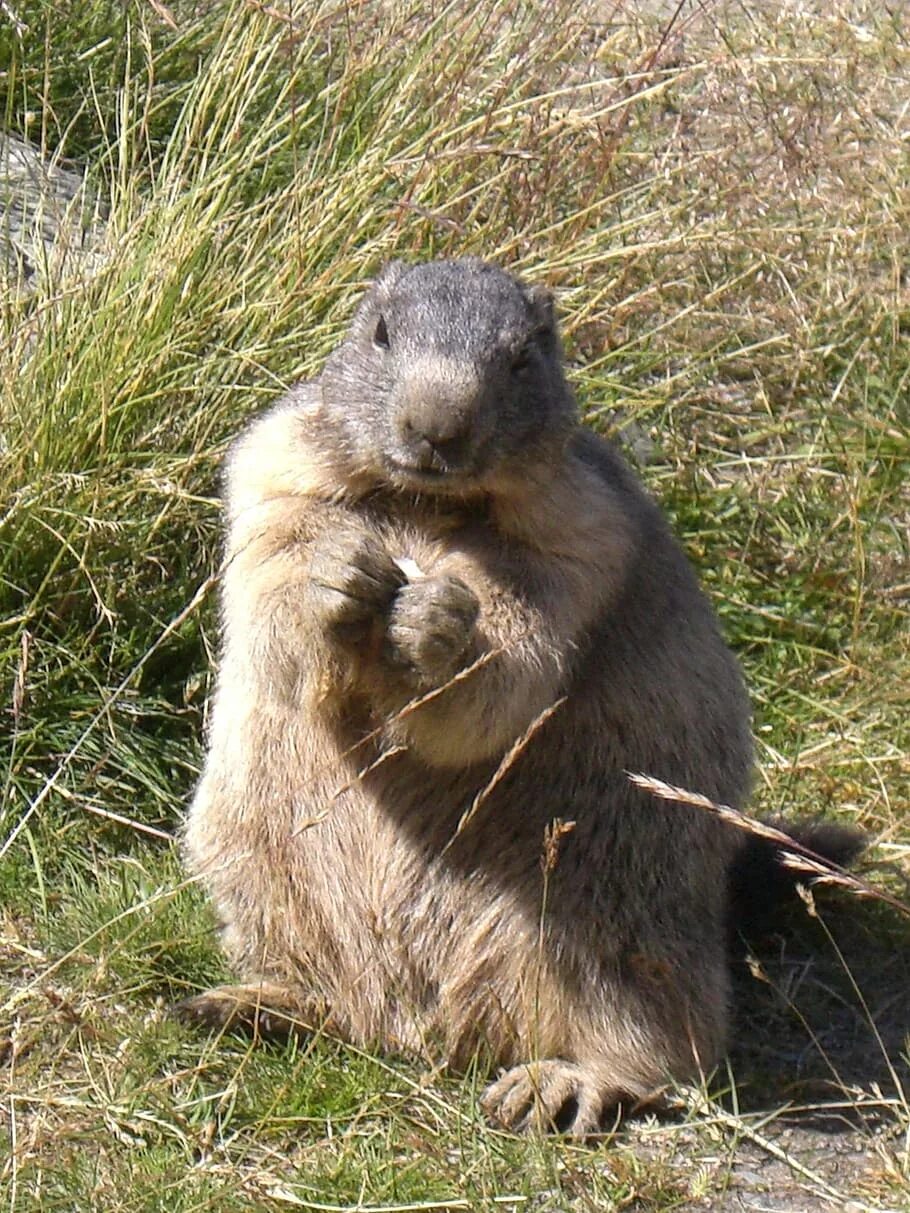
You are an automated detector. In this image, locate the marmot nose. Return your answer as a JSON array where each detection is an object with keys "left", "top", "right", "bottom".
[
  {"left": 395, "top": 358, "right": 482, "bottom": 472},
  {"left": 401, "top": 421, "right": 472, "bottom": 470},
  {"left": 399, "top": 405, "right": 474, "bottom": 471}
]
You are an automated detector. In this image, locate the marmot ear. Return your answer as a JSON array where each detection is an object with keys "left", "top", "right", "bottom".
[
  {"left": 372, "top": 260, "right": 408, "bottom": 299},
  {"left": 526, "top": 283, "right": 556, "bottom": 335},
  {"left": 350, "top": 261, "right": 407, "bottom": 339}
]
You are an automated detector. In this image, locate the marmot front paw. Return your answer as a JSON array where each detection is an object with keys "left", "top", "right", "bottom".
[
  {"left": 307, "top": 527, "right": 406, "bottom": 636},
  {"left": 386, "top": 574, "right": 479, "bottom": 682}
]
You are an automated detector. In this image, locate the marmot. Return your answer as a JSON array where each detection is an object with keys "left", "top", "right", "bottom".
[{"left": 180, "top": 258, "right": 858, "bottom": 1134}]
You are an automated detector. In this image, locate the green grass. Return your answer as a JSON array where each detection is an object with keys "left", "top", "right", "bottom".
[{"left": 2, "top": 1, "right": 909, "bottom": 1209}]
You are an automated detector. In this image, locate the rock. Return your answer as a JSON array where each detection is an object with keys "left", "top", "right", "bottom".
[{"left": 0, "top": 131, "right": 105, "bottom": 292}]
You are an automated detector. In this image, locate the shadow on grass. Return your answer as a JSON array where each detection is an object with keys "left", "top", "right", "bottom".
[{"left": 726, "top": 897, "right": 910, "bottom": 1132}]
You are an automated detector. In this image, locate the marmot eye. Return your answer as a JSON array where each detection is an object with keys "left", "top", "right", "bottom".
[
  {"left": 373, "top": 315, "right": 390, "bottom": 350},
  {"left": 511, "top": 343, "right": 533, "bottom": 374}
]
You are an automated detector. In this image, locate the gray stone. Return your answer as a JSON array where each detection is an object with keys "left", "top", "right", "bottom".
[{"left": 0, "top": 131, "right": 105, "bottom": 292}]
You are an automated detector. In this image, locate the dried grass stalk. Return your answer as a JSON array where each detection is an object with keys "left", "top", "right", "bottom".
[{"left": 628, "top": 772, "right": 910, "bottom": 920}]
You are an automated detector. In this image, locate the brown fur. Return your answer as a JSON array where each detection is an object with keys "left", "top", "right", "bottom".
[{"left": 181, "top": 259, "right": 754, "bottom": 1134}]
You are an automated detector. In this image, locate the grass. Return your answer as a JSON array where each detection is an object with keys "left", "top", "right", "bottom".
[{"left": 1, "top": 0, "right": 909, "bottom": 1208}]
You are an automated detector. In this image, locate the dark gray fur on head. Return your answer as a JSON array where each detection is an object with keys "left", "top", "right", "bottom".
[{"left": 320, "top": 258, "right": 576, "bottom": 493}]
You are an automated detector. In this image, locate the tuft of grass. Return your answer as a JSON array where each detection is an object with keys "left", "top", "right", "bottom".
[{"left": 2, "top": 1, "right": 908, "bottom": 1209}]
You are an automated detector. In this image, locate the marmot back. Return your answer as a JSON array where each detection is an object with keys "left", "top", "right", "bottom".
[{"left": 182, "top": 258, "right": 761, "bottom": 1134}]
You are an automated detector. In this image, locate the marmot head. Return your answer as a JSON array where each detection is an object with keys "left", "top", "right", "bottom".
[{"left": 320, "top": 259, "right": 577, "bottom": 497}]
